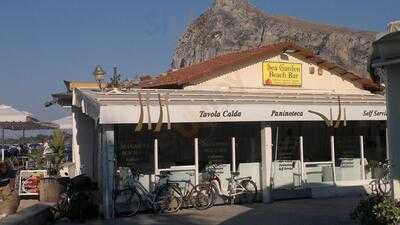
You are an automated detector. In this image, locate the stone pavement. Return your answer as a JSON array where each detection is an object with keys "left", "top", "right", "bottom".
[
  {"left": 18, "top": 199, "right": 39, "bottom": 212},
  {"left": 55, "top": 196, "right": 361, "bottom": 225}
]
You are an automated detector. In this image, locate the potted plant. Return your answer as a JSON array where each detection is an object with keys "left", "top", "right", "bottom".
[{"left": 38, "top": 129, "right": 66, "bottom": 202}]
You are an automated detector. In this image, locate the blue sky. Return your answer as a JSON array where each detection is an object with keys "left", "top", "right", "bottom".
[{"left": 0, "top": 0, "right": 398, "bottom": 123}]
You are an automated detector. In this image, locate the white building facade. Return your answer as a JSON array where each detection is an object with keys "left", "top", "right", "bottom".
[{"left": 69, "top": 42, "right": 386, "bottom": 218}]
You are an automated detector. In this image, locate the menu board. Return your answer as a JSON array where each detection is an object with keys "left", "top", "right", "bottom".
[
  {"left": 335, "top": 137, "right": 359, "bottom": 158},
  {"left": 18, "top": 170, "right": 48, "bottom": 196},
  {"left": 277, "top": 136, "right": 299, "bottom": 160},
  {"left": 117, "top": 140, "right": 153, "bottom": 172},
  {"left": 200, "top": 138, "right": 230, "bottom": 165}
]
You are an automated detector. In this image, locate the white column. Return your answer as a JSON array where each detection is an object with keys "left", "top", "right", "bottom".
[
  {"left": 154, "top": 139, "right": 159, "bottom": 176},
  {"left": 299, "top": 136, "right": 304, "bottom": 184},
  {"left": 386, "top": 64, "right": 400, "bottom": 199},
  {"left": 1, "top": 129, "right": 4, "bottom": 161},
  {"left": 101, "top": 125, "right": 115, "bottom": 219},
  {"left": 232, "top": 137, "right": 236, "bottom": 173},
  {"left": 330, "top": 136, "right": 337, "bottom": 184},
  {"left": 386, "top": 128, "right": 390, "bottom": 160},
  {"left": 194, "top": 138, "right": 199, "bottom": 186},
  {"left": 260, "top": 123, "right": 272, "bottom": 203},
  {"left": 72, "top": 109, "right": 81, "bottom": 175},
  {"left": 360, "top": 136, "right": 366, "bottom": 180}
]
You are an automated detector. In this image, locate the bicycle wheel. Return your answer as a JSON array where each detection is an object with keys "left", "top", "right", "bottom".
[
  {"left": 114, "top": 189, "right": 141, "bottom": 217},
  {"left": 369, "top": 180, "right": 379, "bottom": 195},
  {"left": 377, "top": 178, "right": 391, "bottom": 196},
  {"left": 239, "top": 180, "right": 258, "bottom": 203},
  {"left": 156, "top": 185, "right": 183, "bottom": 213},
  {"left": 50, "top": 193, "right": 69, "bottom": 221},
  {"left": 191, "top": 184, "right": 212, "bottom": 210}
]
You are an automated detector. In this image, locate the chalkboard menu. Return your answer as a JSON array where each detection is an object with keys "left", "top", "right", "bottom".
[
  {"left": 277, "top": 136, "right": 299, "bottom": 160},
  {"left": 199, "top": 138, "right": 231, "bottom": 169},
  {"left": 118, "top": 142, "right": 152, "bottom": 166},
  {"left": 116, "top": 127, "right": 154, "bottom": 173},
  {"left": 335, "top": 136, "right": 359, "bottom": 158}
]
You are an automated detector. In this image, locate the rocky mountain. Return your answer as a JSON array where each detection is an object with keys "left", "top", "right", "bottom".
[{"left": 171, "top": 0, "right": 377, "bottom": 78}]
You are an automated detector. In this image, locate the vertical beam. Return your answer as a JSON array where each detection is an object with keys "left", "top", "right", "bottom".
[
  {"left": 299, "top": 136, "right": 304, "bottom": 185},
  {"left": 194, "top": 138, "right": 199, "bottom": 186},
  {"left": 260, "top": 123, "right": 272, "bottom": 203},
  {"left": 360, "top": 136, "right": 366, "bottom": 180},
  {"left": 1, "top": 129, "right": 4, "bottom": 161},
  {"left": 386, "top": 127, "right": 390, "bottom": 160},
  {"left": 72, "top": 109, "right": 81, "bottom": 175},
  {"left": 101, "top": 125, "right": 115, "bottom": 219},
  {"left": 330, "top": 136, "right": 337, "bottom": 184},
  {"left": 386, "top": 64, "right": 400, "bottom": 199},
  {"left": 154, "top": 139, "right": 159, "bottom": 176},
  {"left": 231, "top": 137, "right": 236, "bottom": 173}
]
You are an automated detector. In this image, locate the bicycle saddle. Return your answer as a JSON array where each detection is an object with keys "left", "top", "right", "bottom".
[{"left": 235, "top": 176, "right": 252, "bottom": 181}]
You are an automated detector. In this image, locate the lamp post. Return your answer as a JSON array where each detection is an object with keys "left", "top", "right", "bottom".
[{"left": 93, "top": 65, "right": 106, "bottom": 91}]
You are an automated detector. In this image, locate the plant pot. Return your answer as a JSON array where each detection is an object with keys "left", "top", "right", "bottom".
[{"left": 39, "top": 177, "right": 61, "bottom": 202}]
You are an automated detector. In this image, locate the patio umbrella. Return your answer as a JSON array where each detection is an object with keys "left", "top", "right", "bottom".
[
  {"left": 0, "top": 104, "right": 59, "bottom": 161},
  {"left": 52, "top": 115, "right": 72, "bottom": 131}
]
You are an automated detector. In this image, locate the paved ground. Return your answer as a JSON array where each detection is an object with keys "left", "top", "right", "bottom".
[
  {"left": 18, "top": 199, "right": 39, "bottom": 212},
  {"left": 55, "top": 196, "right": 361, "bottom": 225}
]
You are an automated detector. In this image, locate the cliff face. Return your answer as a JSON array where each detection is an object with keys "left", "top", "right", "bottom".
[{"left": 171, "top": 0, "right": 376, "bottom": 78}]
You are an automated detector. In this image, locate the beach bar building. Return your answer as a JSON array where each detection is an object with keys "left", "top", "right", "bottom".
[{"left": 53, "top": 42, "right": 387, "bottom": 218}]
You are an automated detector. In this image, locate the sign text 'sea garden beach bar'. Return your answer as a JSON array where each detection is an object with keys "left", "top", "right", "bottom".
[{"left": 54, "top": 42, "right": 387, "bottom": 218}]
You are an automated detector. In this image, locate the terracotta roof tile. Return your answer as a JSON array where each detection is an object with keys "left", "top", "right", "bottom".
[{"left": 140, "top": 42, "right": 382, "bottom": 91}]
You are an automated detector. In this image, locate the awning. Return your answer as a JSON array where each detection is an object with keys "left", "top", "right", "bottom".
[
  {"left": 73, "top": 89, "right": 386, "bottom": 126},
  {"left": 0, "top": 105, "right": 59, "bottom": 130},
  {"left": 52, "top": 116, "right": 72, "bottom": 130}
]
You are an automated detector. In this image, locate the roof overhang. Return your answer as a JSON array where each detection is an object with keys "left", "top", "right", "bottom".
[{"left": 369, "top": 26, "right": 400, "bottom": 82}]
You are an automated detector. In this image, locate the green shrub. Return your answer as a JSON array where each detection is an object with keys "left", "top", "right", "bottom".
[
  {"left": 351, "top": 196, "right": 400, "bottom": 225},
  {"left": 28, "top": 148, "right": 46, "bottom": 169}
]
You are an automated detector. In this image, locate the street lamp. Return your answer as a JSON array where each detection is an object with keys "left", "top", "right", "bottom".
[{"left": 93, "top": 65, "right": 106, "bottom": 91}]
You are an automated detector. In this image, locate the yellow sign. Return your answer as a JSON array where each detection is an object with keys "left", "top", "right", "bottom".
[{"left": 263, "top": 62, "right": 302, "bottom": 86}]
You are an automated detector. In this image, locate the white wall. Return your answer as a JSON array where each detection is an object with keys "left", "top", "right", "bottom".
[
  {"left": 72, "top": 107, "right": 96, "bottom": 178},
  {"left": 185, "top": 54, "right": 368, "bottom": 94}
]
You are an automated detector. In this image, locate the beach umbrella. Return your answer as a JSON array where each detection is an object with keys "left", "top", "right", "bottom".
[
  {"left": 52, "top": 115, "right": 72, "bottom": 131},
  {"left": 0, "top": 104, "right": 59, "bottom": 161}
]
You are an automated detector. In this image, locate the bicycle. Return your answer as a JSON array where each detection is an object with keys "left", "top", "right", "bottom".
[
  {"left": 369, "top": 161, "right": 393, "bottom": 197},
  {"left": 204, "top": 164, "right": 258, "bottom": 206},
  {"left": 113, "top": 169, "right": 182, "bottom": 217},
  {"left": 50, "top": 174, "right": 99, "bottom": 222},
  {"left": 168, "top": 172, "right": 212, "bottom": 210}
]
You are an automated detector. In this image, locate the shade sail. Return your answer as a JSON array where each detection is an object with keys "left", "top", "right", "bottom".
[
  {"left": 0, "top": 105, "right": 59, "bottom": 130},
  {"left": 52, "top": 115, "right": 72, "bottom": 130}
]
